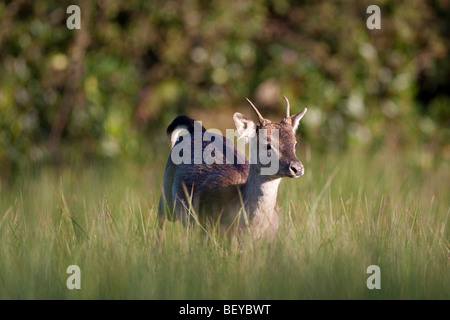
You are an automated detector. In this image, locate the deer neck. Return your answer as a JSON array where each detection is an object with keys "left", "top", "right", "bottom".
[{"left": 242, "top": 165, "right": 281, "bottom": 231}]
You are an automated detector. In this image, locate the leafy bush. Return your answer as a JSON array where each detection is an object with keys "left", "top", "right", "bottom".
[{"left": 0, "top": 1, "right": 449, "bottom": 180}]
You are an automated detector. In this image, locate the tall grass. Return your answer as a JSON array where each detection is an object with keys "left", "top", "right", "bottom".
[{"left": 0, "top": 147, "right": 448, "bottom": 299}]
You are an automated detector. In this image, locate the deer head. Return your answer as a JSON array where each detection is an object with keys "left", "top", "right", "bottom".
[{"left": 233, "top": 96, "right": 307, "bottom": 178}]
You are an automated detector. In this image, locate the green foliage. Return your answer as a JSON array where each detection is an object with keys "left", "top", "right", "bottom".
[{"left": 0, "top": 0, "right": 449, "bottom": 179}]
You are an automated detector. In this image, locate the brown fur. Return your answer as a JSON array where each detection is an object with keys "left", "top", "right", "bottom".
[{"left": 158, "top": 99, "right": 306, "bottom": 239}]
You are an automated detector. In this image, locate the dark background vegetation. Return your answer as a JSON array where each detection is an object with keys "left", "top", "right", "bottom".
[{"left": 1, "top": 0, "right": 449, "bottom": 182}]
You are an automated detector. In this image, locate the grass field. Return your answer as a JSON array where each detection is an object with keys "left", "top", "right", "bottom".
[{"left": 0, "top": 146, "right": 448, "bottom": 299}]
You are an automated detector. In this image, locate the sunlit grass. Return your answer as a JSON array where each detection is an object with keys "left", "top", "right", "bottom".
[{"left": 0, "top": 148, "right": 448, "bottom": 299}]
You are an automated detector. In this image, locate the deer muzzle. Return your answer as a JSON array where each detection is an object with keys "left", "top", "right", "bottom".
[{"left": 289, "top": 160, "right": 304, "bottom": 177}]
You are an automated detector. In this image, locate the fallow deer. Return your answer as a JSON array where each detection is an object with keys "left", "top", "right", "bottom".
[{"left": 158, "top": 96, "right": 307, "bottom": 239}]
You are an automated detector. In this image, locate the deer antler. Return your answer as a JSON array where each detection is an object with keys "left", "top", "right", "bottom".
[
  {"left": 246, "top": 98, "right": 270, "bottom": 126},
  {"left": 284, "top": 95, "right": 290, "bottom": 118},
  {"left": 281, "top": 96, "right": 292, "bottom": 125}
]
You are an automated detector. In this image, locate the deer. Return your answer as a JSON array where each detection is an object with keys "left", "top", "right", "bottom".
[{"left": 158, "top": 96, "right": 307, "bottom": 240}]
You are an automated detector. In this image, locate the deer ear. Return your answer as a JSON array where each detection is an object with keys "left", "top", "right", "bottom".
[
  {"left": 290, "top": 108, "right": 307, "bottom": 133},
  {"left": 233, "top": 112, "right": 256, "bottom": 143}
]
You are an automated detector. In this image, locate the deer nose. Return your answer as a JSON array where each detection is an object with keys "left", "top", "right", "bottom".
[{"left": 289, "top": 161, "right": 304, "bottom": 177}]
